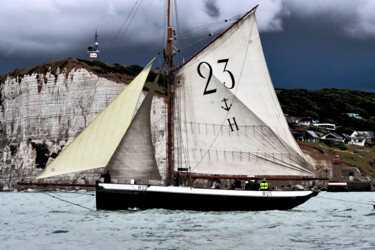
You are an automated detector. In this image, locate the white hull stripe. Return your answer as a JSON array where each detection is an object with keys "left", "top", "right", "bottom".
[
  {"left": 98, "top": 183, "right": 313, "bottom": 198},
  {"left": 328, "top": 182, "right": 348, "bottom": 186}
]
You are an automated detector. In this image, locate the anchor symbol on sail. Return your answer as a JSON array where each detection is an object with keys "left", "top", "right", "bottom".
[
  {"left": 221, "top": 97, "right": 232, "bottom": 111},
  {"left": 221, "top": 97, "right": 239, "bottom": 132}
]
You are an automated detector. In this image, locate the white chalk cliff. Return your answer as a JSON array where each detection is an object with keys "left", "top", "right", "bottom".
[{"left": 0, "top": 60, "right": 167, "bottom": 190}]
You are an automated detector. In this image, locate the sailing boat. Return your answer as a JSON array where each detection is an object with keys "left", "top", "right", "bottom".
[{"left": 34, "top": 4, "right": 318, "bottom": 211}]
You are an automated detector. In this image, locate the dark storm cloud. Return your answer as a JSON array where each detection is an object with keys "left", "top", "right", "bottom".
[
  {"left": 0, "top": 0, "right": 374, "bottom": 91},
  {"left": 261, "top": 10, "right": 375, "bottom": 91},
  {"left": 204, "top": 0, "right": 220, "bottom": 18},
  {"left": 0, "top": 0, "right": 282, "bottom": 74},
  {"left": 282, "top": 0, "right": 375, "bottom": 39}
]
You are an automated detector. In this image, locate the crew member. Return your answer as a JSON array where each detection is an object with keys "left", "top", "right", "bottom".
[
  {"left": 234, "top": 179, "right": 241, "bottom": 190},
  {"left": 101, "top": 171, "right": 111, "bottom": 183},
  {"left": 215, "top": 180, "right": 221, "bottom": 189},
  {"left": 244, "top": 181, "right": 251, "bottom": 190},
  {"left": 260, "top": 178, "right": 269, "bottom": 190},
  {"left": 252, "top": 179, "right": 260, "bottom": 190}
]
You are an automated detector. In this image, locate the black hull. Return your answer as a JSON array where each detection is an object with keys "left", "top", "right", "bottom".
[
  {"left": 96, "top": 186, "right": 318, "bottom": 211},
  {"left": 327, "top": 181, "right": 372, "bottom": 192}
]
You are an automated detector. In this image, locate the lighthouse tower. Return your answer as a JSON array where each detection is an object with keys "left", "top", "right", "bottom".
[
  {"left": 87, "top": 30, "right": 100, "bottom": 61},
  {"left": 331, "top": 154, "right": 342, "bottom": 181}
]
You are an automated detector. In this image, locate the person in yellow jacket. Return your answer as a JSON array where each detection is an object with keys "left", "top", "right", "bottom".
[{"left": 260, "top": 178, "right": 269, "bottom": 190}]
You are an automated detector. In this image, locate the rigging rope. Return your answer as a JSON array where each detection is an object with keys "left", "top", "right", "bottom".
[
  {"left": 50, "top": 192, "right": 96, "bottom": 198},
  {"left": 173, "top": 0, "right": 183, "bottom": 67},
  {"left": 316, "top": 196, "right": 374, "bottom": 206},
  {"left": 162, "top": 0, "right": 167, "bottom": 51},
  {"left": 110, "top": 0, "right": 143, "bottom": 48},
  {"left": 119, "top": 0, "right": 143, "bottom": 43},
  {"left": 42, "top": 192, "right": 95, "bottom": 211},
  {"left": 172, "top": 13, "right": 244, "bottom": 67},
  {"left": 178, "top": 14, "right": 242, "bottom": 37},
  {"left": 179, "top": 33, "right": 217, "bottom": 51}
]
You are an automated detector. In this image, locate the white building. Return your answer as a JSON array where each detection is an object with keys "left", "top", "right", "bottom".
[
  {"left": 313, "top": 123, "right": 336, "bottom": 131},
  {"left": 87, "top": 30, "right": 100, "bottom": 61}
]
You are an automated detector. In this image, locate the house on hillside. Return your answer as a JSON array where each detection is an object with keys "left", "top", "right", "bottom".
[
  {"left": 285, "top": 116, "right": 311, "bottom": 127},
  {"left": 313, "top": 123, "right": 336, "bottom": 131},
  {"left": 342, "top": 134, "right": 366, "bottom": 147},
  {"left": 285, "top": 115, "right": 306, "bottom": 139},
  {"left": 351, "top": 131, "right": 374, "bottom": 142},
  {"left": 285, "top": 115, "right": 299, "bottom": 125},
  {"left": 297, "top": 130, "right": 320, "bottom": 143},
  {"left": 321, "top": 133, "right": 344, "bottom": 143},
  {"left": 299, "top": 117, "right": 311, "bottom": 127},
  {"left": 342, "top": 113, "right": 362, "bottom": 119}
]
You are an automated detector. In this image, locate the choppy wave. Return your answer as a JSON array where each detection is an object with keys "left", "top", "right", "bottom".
[{"left": 1, "top": 192, "right": 374, "bottom": 249}]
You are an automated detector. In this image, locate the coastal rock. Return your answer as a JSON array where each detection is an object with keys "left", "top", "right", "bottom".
[
  {"left": 0, "top": 67, "right": 167, "bottom": 190},
  {"left": 293, "top": 184, "right": 305, "bottom": 190}
]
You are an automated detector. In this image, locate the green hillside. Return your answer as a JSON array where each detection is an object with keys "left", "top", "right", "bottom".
[
  {"left": 0, "top": 58, "right": 166, "bottom": 95},
  {"left": 299, "top": 141, "right": 375, "bottom": 177},
  {"left": 276, "top": 89, "right": 375, "bottom": 133}
]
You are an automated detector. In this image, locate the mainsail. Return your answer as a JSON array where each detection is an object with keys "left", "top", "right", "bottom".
[
  {"left": 36, "top": 58, "right": 155, "bottom": 179},
  {"left": 105, "top": 76, "right": 161, "bottom": 181},
  {"left": 174, "top": 11, "right": 315, "bottom": 176}
]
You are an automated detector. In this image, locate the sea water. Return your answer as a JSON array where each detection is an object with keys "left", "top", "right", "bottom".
[{"left": 1, "top": 191, "right": 374, "bottom": 250}]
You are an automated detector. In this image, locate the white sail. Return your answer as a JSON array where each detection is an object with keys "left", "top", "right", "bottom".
[
  {"left": 36, "top": 58, "right": 155, "bottom": 179},
  {"left": 105, "top": 76, "right": 161, "bottom": 181},
  {"left": 174, "top": 12, "right": 314, "bottom": 176}
]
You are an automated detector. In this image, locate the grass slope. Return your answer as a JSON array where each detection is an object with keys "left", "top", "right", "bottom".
[
  {"left": 299, "top": 141, "right": 375, "bottom": 177},
  {"left": 0, "top": 58, "right": 167, "bottom": 95},
  {"left": 276, "top": 88, "right": 375, "bottom": 133}
]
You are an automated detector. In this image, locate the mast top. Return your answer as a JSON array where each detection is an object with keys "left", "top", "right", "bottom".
[{"left": 165, "top": 0, "right": 174, "bottom": 73}]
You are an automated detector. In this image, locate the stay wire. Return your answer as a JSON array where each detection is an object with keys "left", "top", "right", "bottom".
[
  {"left": 51, "top": 192, "right": 95, "bottom": 198},
  {"left": 42, "top": 192, "right": 95, "bottom": 211},
  {"left": 110, "top": 0, "right": 143, "bottom": 48},
  {"left": 162, "top": 0, "right": 167, "bottom": 51},
  {"left": 178, "top": 14, "right": 242, "bottom": 37},
  {"left": 119, "top": 0, "right": 143, "bottom": 43},
  {"left": 110, "top": 0, "right": 139, "bottom": 47},
  {"left": 316, "top": 196, "right": 374, "bottom": 205},
  {"left": 179, "top": 32, "right": 219, "bottom": 51},
  {"left": 173, "top": 14, "right": 242, "bottom": 66}
]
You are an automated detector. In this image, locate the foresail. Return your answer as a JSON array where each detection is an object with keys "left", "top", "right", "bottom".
[
  {"left": 36, "top": 58, "right": 155, "bottom": 179},
  {"left": 105, "top": 76, "right": 161, "bottom": 181},
  {"left": 175, "top": 66, "right": 315, "bottom": 176}
]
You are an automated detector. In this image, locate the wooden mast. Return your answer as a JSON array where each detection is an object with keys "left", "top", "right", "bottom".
[{"left": 166, "top": 0, "right": 174, "bottom": 185}]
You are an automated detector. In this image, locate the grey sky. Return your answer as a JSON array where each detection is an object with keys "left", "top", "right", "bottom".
[{"left": 0, "top": 0, "right": 374, "bottom": 90}]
